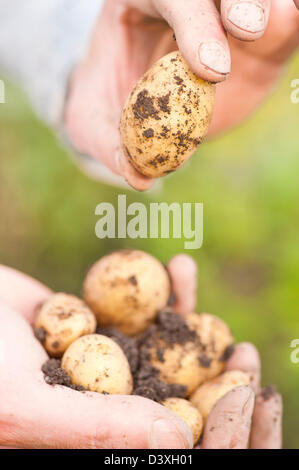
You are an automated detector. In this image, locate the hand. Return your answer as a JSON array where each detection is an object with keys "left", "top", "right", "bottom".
[
  {"left": 65, "top": 0, "right": 299, "bottom": 190},
  {"left": 0, "top": 259, "right": 282, "bottom": 449}
]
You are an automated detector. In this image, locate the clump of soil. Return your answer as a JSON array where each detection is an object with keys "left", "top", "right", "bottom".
[
  {"left": 41, "top": 358, "right": 87, "bottom": 391},
  {"left": 219, "top": 344, "right": 235, "bottom": 362},
  {"left": 34, "top": 326, "right": 47, "bottom": 343},
  {"left": 132, "top": 309, "right": 198, "bottom": 401},
  {"left": 146, "top": 308, "right": 197, "bottom": 348},
  {"left": 133, "top": 362, "right": 186, "bottom": 402}
]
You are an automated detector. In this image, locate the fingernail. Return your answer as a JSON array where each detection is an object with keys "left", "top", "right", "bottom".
[
  {"left": 149, "top": 419, "right": 193, "bottom": 449},
  {"left": 228, "top": 2, "right": 265, "bottom": 33},
  {"left": 199, "top": 41, "right": 231, "bottom": 75}
]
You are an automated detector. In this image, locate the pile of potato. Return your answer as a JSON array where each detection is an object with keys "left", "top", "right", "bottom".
[{"left": 34, "top": 250, "right": 251, "bottom": 446}]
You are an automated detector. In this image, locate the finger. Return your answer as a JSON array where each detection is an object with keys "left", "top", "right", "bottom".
[
  {"left": 156, "top": 0, "right": 231, "bottom": 82},
  {"left": 201, "top": 385, "right": 255, "bottom": 449},
  {"left": 225, "top": 342, "right": 261, "bottom": 393},
  {"left": 119, "top": 149, "right": 155, "bottom": 191},
  {"left": 11, "top": 385, "right": 193, "bottom": 449},
  {"left": 167, "top": 255, "right": 197, "bottom": 315},
  {"left": 221, "top": 0, "right": 271, "bottom": 41},
  {"left": 250, "top": 387, "right": 283, "bottom": 449},
  {"left": 294, "top": 0, "right": 299, "bottom": 9},
  {"left": 0, "top": 265, "right": 52, "bottom": 323}
]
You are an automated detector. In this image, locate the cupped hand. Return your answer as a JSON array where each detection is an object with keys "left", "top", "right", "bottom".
[
  {"left": 0, "top": 259, "right": 282, "bottom": 448},
  {"left": 65, "top": 0, "right": 299, "bottom": 190}
]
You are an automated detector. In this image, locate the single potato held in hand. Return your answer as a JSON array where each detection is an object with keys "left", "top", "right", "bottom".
[{"left": 120, "top": 51, "right": 215, "bottom": 178}]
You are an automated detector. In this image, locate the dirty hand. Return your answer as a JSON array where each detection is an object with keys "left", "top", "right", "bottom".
[
  {"left": 65, "top": 0, "right": 299, "bottom": 190},
  {"left": 0, "top": 259, "right": 282, "bottom": 449}
]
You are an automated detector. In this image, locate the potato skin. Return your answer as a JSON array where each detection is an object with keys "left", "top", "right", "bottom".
[
  {"left": 190, "top": 370, "right": 251, "bottom": 421},
  {"left": 61, "top": 334, "right": 133, "bottom": 394},
  {"left": 148, "top": 313, "right": 234, "bottom": 396},
  {"left": 186, "top": 313, "right": 234, "bottom": 381},
  {"left": 120, "top": 51, "right": 215, "bottom": 178},
  {"left": 83, "top": 250, "right": 171, "bottom": 336},
  {"left": 34, "top": 293, "right": 96, "bottom": 357},
  {"left": 162, "top": 398, "right": 203, "bottom": 445}
]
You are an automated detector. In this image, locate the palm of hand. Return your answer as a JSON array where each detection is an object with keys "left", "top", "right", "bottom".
[{"left": 0, "top": 260, "right": 282, "bottom": 449}]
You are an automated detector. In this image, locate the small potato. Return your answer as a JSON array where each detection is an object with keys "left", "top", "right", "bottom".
[
  {"left": 162, "top": 398, "right": 203, "bottom": 445},
  {"left": 190, "top": 370, "right": 251, "bottom": 422},
  {"left": 34, "top": 293, "right": 96, "bottom": 357},
  {"left": 120, "top": 51, "right": 215, "bottom": 178},
  {"left": 147, "top": 312, "right": 234, "bottom": 396},
  {"left": 83, "top": 250, "right": 171, "bottom": 336},
  {"left": 61, "top": 334, "right": 133, "bottom": 394}
]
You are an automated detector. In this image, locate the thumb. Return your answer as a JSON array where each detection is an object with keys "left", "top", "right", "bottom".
[{"left": 22, "top": 385, "right": 193, "bottom": 449}]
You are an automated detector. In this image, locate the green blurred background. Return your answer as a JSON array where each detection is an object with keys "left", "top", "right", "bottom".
[{"left": 0, "top": 55, "right": 298, "bottom": 448}]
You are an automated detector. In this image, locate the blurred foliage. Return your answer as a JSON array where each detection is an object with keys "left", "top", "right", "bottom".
[{"left": 0, "top": 54, "right": 298, "bottom": 448}]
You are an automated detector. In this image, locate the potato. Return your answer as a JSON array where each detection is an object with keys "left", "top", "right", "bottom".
[
  {"left": 83, "top": 250, "right": 171, "bottom": 335},
  {"left": 34, "top": 293, "right": 96, "bottom": 357},
  {"left": 146, "top": 312, "right": 234, "bottom": 396},
  {"left": 186, "top": 313, "right": 235, "bottom": 381},
  {"left": 120, "top": 51, "right": 215, "bottom": 178},
  {"left": 61, "top": 334, "right": 133, "bottom": 394},
  {"left": 190, "top": 370, "right": 251, "bottom": 421},
  {"left": 162, "top": 398, "right": 203, "bottom": 445}
]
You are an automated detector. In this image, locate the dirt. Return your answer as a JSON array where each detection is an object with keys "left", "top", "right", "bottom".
[
  {"left": 133, "top": 90, "right": 161, "bottom": 121},
  {"left": 157, "top": 93, "right": 171, "bottom": 114},
  {"left": 132, "top": 309, "right": 199, "bottom": 401},
  {"left": 260, "top": 385, "right": 277, "bottom": 401},
  {"left": 219, "top": 344, "right": 235, "bottom": 362},
  {"left": 34, "top": 326, "right": 47, "bottom": 343},
  {"left": 142, "top": 128, "right": 154, "bottom": 139},
  {"left": 41, "top": 358, "right": 87, "bottom": 391}
]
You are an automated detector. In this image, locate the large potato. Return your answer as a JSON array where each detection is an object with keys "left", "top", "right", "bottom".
[
  {"left": 61, "top": 334, "right": 133, "bottom": 394},
  {"left": 34, "top": 293, "right": 96, "bottom": 357},
  {"left": 190, "top": 370, "right": 251, "bottom": 421},
  {"left": 120, "top": 51, "right": 215, "bottom": 178},
  {"left": 146, "top": 312, "right": 234, "bottom": 396},
  {"left": 162, "top": 398, "right": 203, "bottom": 445},
  {"left": 83, "top": 250, "right": 171, "bottom": 336}
]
